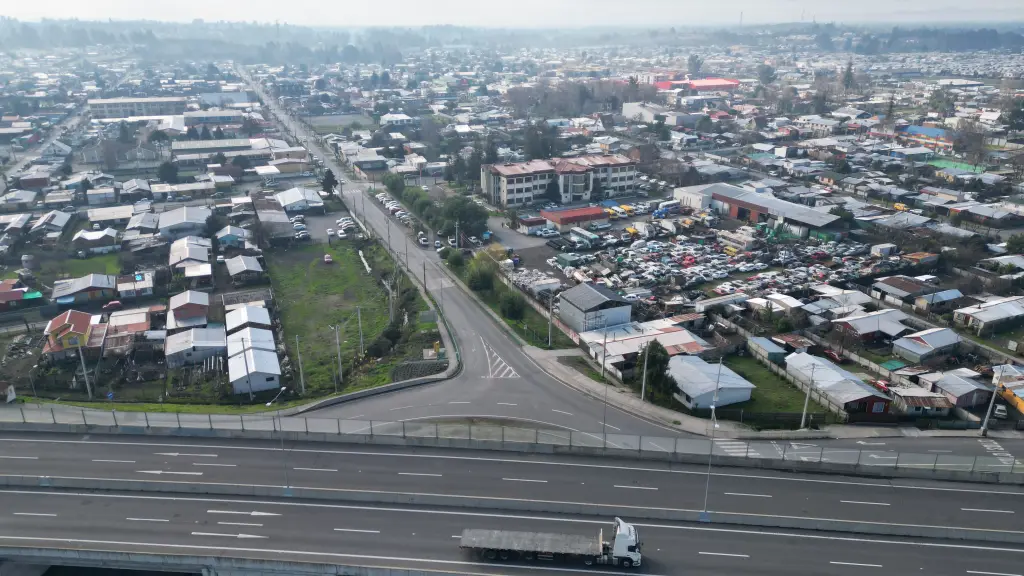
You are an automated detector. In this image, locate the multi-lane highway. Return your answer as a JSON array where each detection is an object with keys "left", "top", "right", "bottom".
[
  {"left": 241, "top": 70, "right": 684, "bottom": 438},
  {"left": 3, "top": 488, "right": 1024, "bottom": 576},
  {"left": 2, "top": 432, "right": 1023, "bottom": 534}
]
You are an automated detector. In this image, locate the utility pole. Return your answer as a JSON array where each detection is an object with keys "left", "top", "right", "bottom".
[
  {"left": 640, "top": 342, "right": 651, "bottom": 403},
  {"left": 241, "top": 337, "right": 253, "bottom": 401},
  {"left": 799, "top": 364, "right": 816, "bottom": 429},
  {"left": 701, "top": 359, "right": 724, "bottom": 521},
  {"left": 294, "top": 335, "right": 306, "bottom": 395},
  {"left": 981, "top": 368, "right": 1002, "bottom": 437},
  {"left": 76, "top": 343, "right": 92, "bottom": 400},
  {"left": 600, "top": 327, "right": 609, "bottom": 433},
  {"left": 547, "top": 293, "right": 554, "bottom": 348},
  {"left": 356, "top": 307, "right": 364, "bottom": 357},
  {"left": 455, "top": 221, "right": 460, "bottom": 248},
  {"left": 331, "top": 324, "right": 344, "bottom": 389}
]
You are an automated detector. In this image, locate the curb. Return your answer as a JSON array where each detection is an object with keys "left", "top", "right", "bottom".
[{"left": 3, "top": 474, "right": 1022, "bottom": 544}]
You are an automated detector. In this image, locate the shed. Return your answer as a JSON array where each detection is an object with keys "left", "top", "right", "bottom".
[
  {"left": 225, "top": 305, "right": 272, "bottom": 335},
  {"left": 557, "top": 283, "right": 631, "bottom": 333},
  {"left": 668, "top": 355, "right": 755, "bottom": 410},
  {"left": 228, "top": 348, "right": 282, "bottom": 395},
  {"left": 747, "top": 336, "right": 786, "bottom": 365},
  {"left": 164, "top": 327, "right": 226, "bottom": 369},
  {"left": 892, "top": 327, "right": 961, "bottom": 363}
]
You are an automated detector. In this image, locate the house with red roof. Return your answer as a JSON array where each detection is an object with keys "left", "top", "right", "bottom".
[{"left": 42, "top": 310, "right": 98, "bottom": 358}]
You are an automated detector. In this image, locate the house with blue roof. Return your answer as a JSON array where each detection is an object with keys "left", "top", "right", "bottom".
[{"left": 896, "top": 125, "right": 953, "bottom": 152}]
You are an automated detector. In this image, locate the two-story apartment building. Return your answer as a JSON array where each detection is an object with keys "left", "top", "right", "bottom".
[
  {"left": 87, "top": 97, "right": 188, "bottom": 119},
  {"left": 480, "top": 154, "right": 636, "bottom": 207}
]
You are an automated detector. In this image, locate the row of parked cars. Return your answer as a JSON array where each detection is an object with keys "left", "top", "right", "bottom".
[{"left": 375, "top": 192, "right": 415, "bottom": 227}]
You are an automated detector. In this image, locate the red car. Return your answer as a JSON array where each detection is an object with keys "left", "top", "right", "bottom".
[
  {"left": 101, "top": 301, "right": 122, "bottom": 312},
  {"left": 823, "top": 349, "right": 844, "bottom": 363}
]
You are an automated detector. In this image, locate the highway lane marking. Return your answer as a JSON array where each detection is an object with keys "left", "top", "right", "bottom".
[
  {"left": 388, "top": 406, "right": 414, "bottom": 411},
  {"left": 12, "top": 513, "right": 56, "bottom": 517},
  {"left": 967, "top": 571, "right": 1023, "bottom": 576},
  {"left": 126, "top": 518, "right": 168, "bottom": 523},
  {"left": 155, "top": 452, "right": 217, "bottom": 458},
  {"left": 929, "top": 450, "right": 953, "bottom": 453},
  {"left": 398, "top": 472, "right": 442, "bottom": 477},
  {"left": 0, "top": 456, "right": 38, "bottom": 460},
  {"left": 613, "top": 485, "right": 657, "bottom": 490},
  {"left": 11, "top": 438, "right": 1022, "bottom": 496},
  {"left": 193, "top": 463, "right": 236, "bottom": 467},
  {"left": 92, "top": 459, "right": 135, "bottom": 464},
  {"left": 448, "top": 402, "right": 470, "bottom": 404},
  {"left": 496, "top": 403, "right": 517, "bottom": 406},
  {"left": 190, "top": 532, "right": 267, "bottom": 539},
  {"left": 698, "top": 552, "right": 749, "bottom": 558},
  {"left": 962, "top": 508, "right": 1015, "bottom": 514},
  {"left": 207, "top": 510, "right": 281, "bottom": 517},
  {"left": 602, "top": 423, "right": 622, "bottom": 431},
  {"left": 293, "top": 468, "right": 338, "bottom": 473},
  {"left": 830, "top": 561, "right": 882, "bottom": 568},
  {"left": 551, "top": 410, "right": 573, "bottom": 415},
  {"left": 840, "top": 500, "right": 890, "bottom": 506},
  {"left": 451, "top": 535, "right": 461, "bottom": 538},
  {"left": 218, "top": 522, "right": 263, "bottom": 527},
  {"left": 502, "top": 478, "right": 548, "bottom": 483},
  {"left": 334, "top": 528, "right": 381, "bottom": 534},
  {"left": 136, "top": 470, "right": 203, "bottom": 476},
  {"left": 724, "top": 493, "right": 772, "bottom": 498}
]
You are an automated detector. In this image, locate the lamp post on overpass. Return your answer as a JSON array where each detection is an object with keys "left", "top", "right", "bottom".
[
  {"left": 266, "top": 387, "right": 290, "bottom": 497},
  {"left": 701, "top": 359, "right": 724, "bottom": 523}
]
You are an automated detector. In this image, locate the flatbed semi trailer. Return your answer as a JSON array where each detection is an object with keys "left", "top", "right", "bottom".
[{"left": 459, "top": 517, "right": 642, "bottom": 568}]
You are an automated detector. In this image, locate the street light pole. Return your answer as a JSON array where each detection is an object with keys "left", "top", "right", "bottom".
[
  {"left": 640, "top": 342, "right": 651, "bottom": 403},
  {"left": 701, "top": 359, "right": 723, "bottom": 522},
  {"left": 265, "top": 387, "right": 290, "bottom": 496}
]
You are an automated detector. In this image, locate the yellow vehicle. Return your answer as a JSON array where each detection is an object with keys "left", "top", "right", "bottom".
[
  {"left": 681, "top": 218, "right": 695, "bottom": 229},
  {"left": 724, "top": 246, "right": 739, "bottom": 256},
  {"left": 605, "top": 208, "right": 620, "bottom": 221},
  {"left": 894, "top": 203, "right": 908, "bottom": 211},
  {"left": 625, "top": 227, "right": 639, "bottom": 236},
  {"left": 620, "top": 205, "right": 635, "bottom": 216}
]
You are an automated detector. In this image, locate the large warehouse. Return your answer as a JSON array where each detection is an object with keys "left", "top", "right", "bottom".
[{"left": 675, "top": 183, "right": 840, "bottom": 238}]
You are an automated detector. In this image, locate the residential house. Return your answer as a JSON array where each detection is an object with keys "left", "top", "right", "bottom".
[
  {"left": 747, "top": 336, "right": 786, "bottom": 365},
  {"left": 158, "top": 206, "right": 212, "bottom": 240},
  {"left": 71, "top": 228, "right": 120, "bottom": 254},
  {"left": 224, "top": 255, "right": 265, "bottom": 285},
  {"left": 871, "top": 275, "right": 932, "bottom": 304},
  {"left": 892, "top": 327, "right": 962, "bottom": 364},
  {"left": 930, "top": 370, "right": 993, "bottom": 409},
  {"left": 668, "top": 355, "right": 755, "bottom": 410},
  {"left": 228, "top": 348, "right": 282, "bottom": 395},
  {"left": 914, "top": 289, "right": 964, "bottom": 314},
  {"left": 116, "top": 272, "right": 155, "bottom": 299},
  {"left": 833, "top": 309, "right": 911, "bottom": 342},
  {"left": 226, "top": 327, "right": 277, "bottom": 358},
  {"left": 164, "top": 327, "right": 227, "bottom": 369},
  {"left": 126, "top": 212, "right": 160, "bottom": 234},
  {"left": 274, "top": 187, "right": 325, "bottom": 213},
  {"left": 169, "top": 236, "right": 211, "bottom": 269},
  {"left": 953, "top": 295, "right": 1024, "bottom": 336},
  {"left": 0, "top": 279, "right": 41, "bottom": 312},
  {"left": 51, "top": 274, "right": 117, "bottom": 305},
  {"left": 225, "top": 305, "right": 272, "bottom": 335},
  {"left": 786, "top": 352, "right": 891, "bottom": 415},
  {"left": 889, "top": 387, "right": 954, "bottom": 417},
  {"left": 39, "top": 140, "right": 72, "bottom": 162},
  {"left": 215, "top": 226, "right": 251, "bottom": 249},
  {"left": 29, "top": 210, "right": 71, "bottom": 236},
  {"left": 167, "top": 290, "right": 210, "bottom": 334},
  {"left": 120, "top": 179, "right": 152, "bottom": 202},
  {"left": 41, "top": 309, "right": 98, "bottom": 358},
  {"left": 558, "top": 283, "right": 632, "bottom": 334}
]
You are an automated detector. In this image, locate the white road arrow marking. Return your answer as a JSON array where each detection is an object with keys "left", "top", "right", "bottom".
[
  {"left": 136, "top": 470, "right": 204, "bottom": 476},
  {"left": 190, "top": 532, "right": 267, "bottom": 539},
  {"left": 855, "top": 441, "right": 886, "bottom": 446},
  {"left": 154, "top": 452, "right": 218, "bottom": 458},
  {"left": 789, "top": 443, "right": 818, "bottom": 449},
  {"left": 207, "top": 510, "right": 281, "bottom": 517}
]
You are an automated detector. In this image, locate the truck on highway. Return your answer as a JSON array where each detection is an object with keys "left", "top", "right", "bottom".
[{"left": 459, "top": 517, "right": 641, "bottom": 568}]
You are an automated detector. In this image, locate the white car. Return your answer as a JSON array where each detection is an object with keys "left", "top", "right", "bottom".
[
  {"left": 326, "top": 229, "right": 335, "bottom": 236},
  {"left": 421, "top": 185, "right": 430, "bottom": 191},
  {"left": 418, "top": 236, "right": 429, "bottom": 246}
]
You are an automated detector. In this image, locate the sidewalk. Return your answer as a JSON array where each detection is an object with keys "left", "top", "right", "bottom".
[{"left": 524, "top": 346, "right": 1024, "bottom": 441}]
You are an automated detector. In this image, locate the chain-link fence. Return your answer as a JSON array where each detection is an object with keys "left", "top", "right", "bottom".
[{"left": 2, "top": 405, "right": 1021, "bottom": 476}]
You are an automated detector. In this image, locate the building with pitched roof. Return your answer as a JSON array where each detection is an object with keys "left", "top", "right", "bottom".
[
  {"left": 892, "top": 327, "right": 962, "bottom": 363},
  {"left": 558, "top": 283, "right": 632, "bottom": 334},
  {"left": 786, "top": 352, "right": 890, "bottom": 415},
  {"left": 158, "top": 206, "right": 212, "bottom": 240},
  {"left": 164, "top": 327, "right": 226, "bottom": 368},
  {"left": 51, "top": 274, "right": 117, "bottom": 304},
  {"left": 42, "top": 309, "right": 99, "bottom": 357},
  {"left": 668, "top": 355, "right": 754, "bottom": 410}
]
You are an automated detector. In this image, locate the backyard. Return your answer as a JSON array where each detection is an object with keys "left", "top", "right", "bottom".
[
  {"left": 723, "top": 354, "right": 829, "bottom": 415},
  {"left": 267, "top": 241, "right": 437, "bottom": 397}
]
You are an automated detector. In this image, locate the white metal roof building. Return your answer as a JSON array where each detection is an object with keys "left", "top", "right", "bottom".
[
  {"left": 164, "top": 327, "right": 226, "bottom": 369},
  {"left": 158, "top": 206, "right": 212, "bottom": 240},
  {"left": 785, "top": 352, "right": 890, "bottom": 414},
  {"left": 892, "top": 327, "right": 962, "bottom": 363},
  {"left": 274, "top": 187, "right": 324, "bottom": 213},
  {"left": 228, "top": 348, "right": 282, "bottom": 395},
  {"left": 954, "top": 295, "right": 1024, "bottom": 335},
  {"left": 225, "top": 305, "right": 272, "bottom": 335},
  {"left": 668, "top": 355, "right": 754, "bottom": 410},
  {"left": 227, "top": 327, "right": 276, "bottom": 358}
]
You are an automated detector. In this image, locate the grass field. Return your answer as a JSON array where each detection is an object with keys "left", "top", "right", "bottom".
[
  {"left": 267, "top": 242, "right": 428, "bottom": 396},
  {"left": 36, "top": 253, "right": 121, "bottom": 286},
  {"left": 723, "top": 355, "right": 826, "bottom": 414}
]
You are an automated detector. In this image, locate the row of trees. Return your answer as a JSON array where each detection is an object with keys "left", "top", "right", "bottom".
[{"left": 381, "top": 173, "right": 490, "bottom": 238}]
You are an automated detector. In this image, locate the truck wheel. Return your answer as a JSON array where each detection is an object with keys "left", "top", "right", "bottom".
[
  {"left": 622, "top": 559, "right": 633, "bottom": 568},
  {"left": 584, "top": 558, "right": 594, "bottom": 566},
  {"left": 484, "top": 550, "right": 496, "bottom": 560},
  {"left": 499, "top": 551, "right": 510, "bottom": 561}
]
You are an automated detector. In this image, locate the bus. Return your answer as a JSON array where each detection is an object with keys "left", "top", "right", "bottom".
[
  {"left": 619, "top": 205, "right": 635, "bottom": 217},
  {"left": 658, "top": 200, "right": 681, "bottom": 214},
  {"left": 605, "top": 208, "right": 620, "bottom": 221},
  {"left": 570, "top": 227, "right": 601, "bottom": 245},
  {"left": 611, "top": 206, "right": 628, "bottom": 219}
]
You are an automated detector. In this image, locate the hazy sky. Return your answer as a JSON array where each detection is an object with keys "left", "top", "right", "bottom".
[{"left": 3, "top": 0, "right": 1022, "bottom": 28}]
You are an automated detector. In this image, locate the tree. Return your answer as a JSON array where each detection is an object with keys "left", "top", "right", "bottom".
[
  {"left": 211, "top": 152, "right": 227, "bottom": 165},
  {"left": 321, "top": 168, "right": 338, "bottom": 194},
  {"left": 484, "top": 137, "right": 498, "bottom": 164},
  {"left": 213, "top": 126, "right": 225, "bottom": 139},
  {"left": 639, "top": 341, "right": 676, "bottom": 401},
  {"left": 836, "top": 160, "right": 852, "bottom": 174},
  {"left": 591, "top": 180, "right": 605, "bottom": 202},
  {"left": 231, "top": 155, "right": 251, "bottom": 170},
  {"left": 626, "top": 75, "right": 640, "bottom": 103},
  {"left": 444, "top": 160, "right": 455, "bottom": 182},
  {"left": 117, "top": 122, "right": 135, "bottom": 144},
  {"left": 240, "top": 117, "right": 260, "bottom": 137},
  {"left": 929, "top": 88, "right": 956, "bottom": 117},
  {"left": 695, "top": 116, "right": 713, "bottom": 133},
  {"left": 545, "top": 179, "right": 561, "bottom": 203},
  {"left": 446, "top": 250, "right": 465, "bottom": 268},
  {"left": 157, "top": 161, "right": 178, "bottom": 184},
  {"left": 380, "top": 70, "right": 390, "bottom": 86},
  {"left": 59, "top": 162, "right": 72, "bottom": 176},
  {"left": 757, "top": 65, "right": 777, "bottom": 88},
  {"left": 830, "top": 205, "right": 855, "bottom": 223},
  {"left": 954, "top": 120, "right": 987, "bottom": 168},
  {"left": 467, "top": 146, "right": 484, "bottom": 186},
  {"left": 652, "top": 117, "right": 671, "bottom": 141},
  {"left": 382, "top": 173, "right": 406, "bottom": 196},
  {"left": 815, "top": 33, "right": 834, "bottom": 52},
  {"left": 200, "top": 126, "right": 212, "bottom": 140},
  {"left": 147, "top": 130, "right": 170, "bottom": 144},
  {"left": 1007, "top": 234, "right": 1024, "bottom": 255},
  {"left": 465, "top": 258, "right": 495, "bottom": 291},
  {"left": 687, "top": 54, "right": 703, "bottom": 78},
  {"left": 499, "top": 291, "right": 526, "bottom": 321},
  {"left": 204, "top": 213, "right": 228, "bottom": 240},
  {"left": 185, "top": 126, "right": 200, "bottom": 140},
  {"left": 841, "top": 60, "right": 856, "bottom": 93},
  {"left": 1006, "top": 98, "right": 1024, "bottom": 132},
  {"left": 370, "top": 71, "right": 379, "bottom": 87}
]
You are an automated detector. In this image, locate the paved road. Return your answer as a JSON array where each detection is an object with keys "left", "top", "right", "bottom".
[
  {"left": 1, "top": 486, "right": 1023, "bottom": 576},
  {"left": 2, "top": 432, "right": 1023, "bottom": 533},
  {"left": 242, "top": 72, "right": 685, "bottom": 438}
]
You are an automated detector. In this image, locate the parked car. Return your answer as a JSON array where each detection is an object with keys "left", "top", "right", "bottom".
[
  {"left": 326, "top": 229, "right": 335, "bottom": 236},
  {"left": 418, "top": 236, "right": 428, "bottom": 246},
  {"left": 323, "top": 254, "right": 333, "bottom": 264}
]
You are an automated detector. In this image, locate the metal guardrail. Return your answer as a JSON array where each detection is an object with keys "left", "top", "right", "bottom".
[{"left": 3, "top": 406, "right": 1022, "bottom": 475}]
